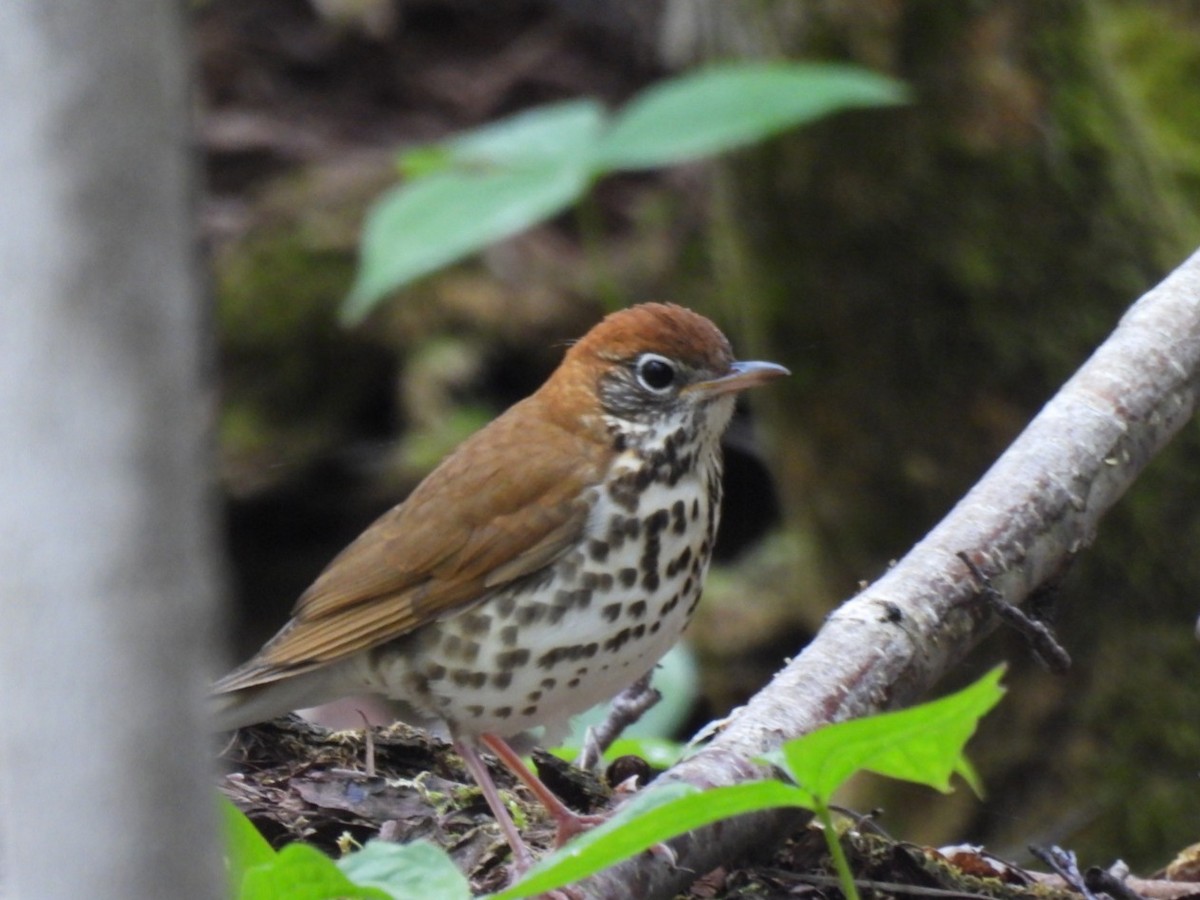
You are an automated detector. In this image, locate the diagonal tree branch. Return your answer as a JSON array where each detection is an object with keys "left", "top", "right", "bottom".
[{"left": 577, "top": 247, "right": 1200, "bottom": 898}]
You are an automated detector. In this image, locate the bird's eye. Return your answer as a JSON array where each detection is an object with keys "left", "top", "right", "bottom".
[{"left": 635, "top": 354, "right": 677, "bottom": 393}]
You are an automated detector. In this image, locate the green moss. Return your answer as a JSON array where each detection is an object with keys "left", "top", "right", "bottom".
[
  {"left": 1099, "top": 2, "right": 1200, "bottom": 210},
  {"left": 215, "top": 225, "right": 388, "bottom": 486}
]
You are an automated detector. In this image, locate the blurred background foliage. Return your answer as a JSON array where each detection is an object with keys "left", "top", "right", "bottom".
[{"left": 197, "top": 0, "right": 1200, "bottom": 871}]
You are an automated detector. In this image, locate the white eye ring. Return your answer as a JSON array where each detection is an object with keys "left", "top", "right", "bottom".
[{"left": 635, "top": 353, "right": 677, "bottom": 393}]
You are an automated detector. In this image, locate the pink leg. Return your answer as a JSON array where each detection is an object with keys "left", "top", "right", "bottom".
[
  {"left": 455, "top": 739, "right": 534, "bottom": 873},
  {"left": 479, "top": 733, "right": 607, "bottom": 847}
]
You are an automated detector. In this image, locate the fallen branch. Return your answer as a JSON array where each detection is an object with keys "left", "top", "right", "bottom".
[{"left": 576, "top": 248, "right": 1200, "bottom": 898}]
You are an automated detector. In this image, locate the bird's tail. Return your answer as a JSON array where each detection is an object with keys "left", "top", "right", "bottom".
[{"left": 209, "top": 665, "right": 353, "bottom": 732}]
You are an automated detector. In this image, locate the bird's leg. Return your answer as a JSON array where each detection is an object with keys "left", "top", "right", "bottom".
[
  {"left": 454, "top": 739, "right": 535, "bottom": 873},
  {"left": 480, "top": 733, "right": 607, "bottom": 847}
]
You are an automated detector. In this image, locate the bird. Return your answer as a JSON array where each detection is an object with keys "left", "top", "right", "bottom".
[{"left": 212, "top": 302, "right": 788, "bottom": 870}]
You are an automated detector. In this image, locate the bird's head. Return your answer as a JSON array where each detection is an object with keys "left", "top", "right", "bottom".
[{"left": 544, "top": 303, "right": 788, "bottom": 447}]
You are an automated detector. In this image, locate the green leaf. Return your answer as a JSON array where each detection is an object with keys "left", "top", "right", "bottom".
[
  {"left": 344, "top": 160, "right": 588, "bottom": 322},
  {"left": 597, "top": 62, "right": 907, "bottom": 171},
  {"left": 490, "top": 780, "right": 811, "bottom": 900},
  {"left": 220, "top": 795, "right": 275, "bottom": 896},
  {"left": 239, "top": 843, "right": 392, "bottom": 900},
  {"left": 768, "top": 666, "right": 1007, "bottom": 806},
  {"left": 338, "top": 840, "right": 471, "bottom": 900},
  {"left": 442, "top": 99, "right": 605, "bottom": 169}
]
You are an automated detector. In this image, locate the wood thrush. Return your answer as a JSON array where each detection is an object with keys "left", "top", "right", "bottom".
[{"left": 212, "top": 302, "right": 787, "bottom": 869}]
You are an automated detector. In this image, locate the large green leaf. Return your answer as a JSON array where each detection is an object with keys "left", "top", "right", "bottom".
[
  {"left": 444, "top": 99, "right": 604, "bottom": 169},
  {"left": 491, "top": 780, "right": 810, "bottom": 900},
  {"left": 597, "top": 62, "right": 907, "bottom": 171},
  {"left": 220, "top": 796, "right": 276, "bottom": 897},
  {"left": 239, "top": 843, "right": 392, "bottom": 900},
  {"left": 768, "top": 665, "right": 1007, "bottom": 806},
  {"left": 344, "top": 63, "right": 905, "bottom": 321},
  {"left": 344, "top": 160, "right": 588, "bottom": 323},
  {"left": 338, "top": 840, "right": 471, "bottom": 900}
]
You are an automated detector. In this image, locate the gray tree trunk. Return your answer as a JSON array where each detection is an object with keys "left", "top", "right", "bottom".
[{"left": 0, "top": 2, "right": 223, "bottom": 898}]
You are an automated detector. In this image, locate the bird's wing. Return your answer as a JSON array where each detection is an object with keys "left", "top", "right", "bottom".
[{"left": 213, "top": 399, "right": 609, "bottom": 693}]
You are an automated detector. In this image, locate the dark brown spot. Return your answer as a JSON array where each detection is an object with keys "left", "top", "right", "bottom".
[
  {"left": 492, "top": 671, "right": 512, "bottom": 689},
  {"left": 603, "top": 628, "right": 632, "bottom": 654},
  {"left": 556, "top": 587, "right": 592, "bottom": 609},
  {"left": 452, "top": 669, "right": 484, "bottom": 688},
  {"left": 442, "top": 635, "right": 462, "bottom": 656},
  {"left": 640, "top": 531, "right": 661, "bottom": 590},
  {"left": 522, "top": 706, "right": 538, "bottom": 716},
  {"left": 540, "top": 678, "right": 556, "bottom": 690},
  {"left": 568, "top": 677, "right": 581, "bottom": 688},
  {"left": 496, "top": 649, "right": 530, "bottom": 670},
  {"left": 426, "top": 664, "right": 446, "bottom": 681},
  {"left": 691, "top": 498, "right": 700, "bottom": 521},
  {"left": 583, "top": 642, "right": 598, "bottom": 658},
  {"left": 606, "top": 518, "right": 626, "bottom": 551},
  {"left": 645, "top": 508, "right": 669, "bottom": 536},
  {"left": 560, "top": 553, "right": 582, "bottom": 580},
  {"left": 602, "top": 603, "right": 621, "bottom": 623},
  {"left": 649, "top": 621, "right": 661, "bottom": 634},
  {"left": 671, "top": 499, "right": 687, "bottom": 535},
  {"left": 527, "top": 690, "right": 542, "bottom": 702},
  {"left": 595, "top": 573, "right": 614, "bottom": 592},
  {"left": 632, "top": 623, "right": 646, "bottom": 639},
  {"left": 461, "top": 613, "right": 491, "bottom": 636},
  {"left": 467, "top": 705, "right": 483, "bottom": 717},
  {"left": 619, "top": 568, "right": 637, "bottom": 588},
  {"left": 662, "top": 596, "right": 678, "bottom": 615},
  {"left": 493, "top": 706, "right": 512, "bottom": 719},
  {"left": 516, "top": 603, "right": 546, "bottom": 626},
  {"left": 607, "top": 471, "right": 641, "bottom": 513},
  {"left": 500, "top": 625, "right": 519, "bottom": 647},
  {"left": 461, "top": 640, "right": 481, "bottom": 664},
  {"left": 495, "top": 595, "right": 516, "bottom": 618},
  {"left": 628, "top": 600, "right": 646, "bottom": 619},
  {"left": 588, "top": 540, "right": 610, "bottom": 562},
  {"left": 536, "top": 646, "right": 577, "bottom": 669}
]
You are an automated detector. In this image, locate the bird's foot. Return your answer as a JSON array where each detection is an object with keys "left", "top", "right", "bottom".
[{"left": 551, "top": 808, "right": 608, "bottom": 847}]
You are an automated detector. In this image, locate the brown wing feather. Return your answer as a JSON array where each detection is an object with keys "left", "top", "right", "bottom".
[{"left": 214, "top": 393, "right": 610, "bottom": 693}]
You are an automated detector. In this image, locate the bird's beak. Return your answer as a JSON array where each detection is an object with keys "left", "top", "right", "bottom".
[{"left": 688, "top": 360, "right": 790, "bottom": 397}]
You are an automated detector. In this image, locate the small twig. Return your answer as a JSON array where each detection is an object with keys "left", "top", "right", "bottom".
[
  {"left": 1030, "top": 845, "right": 1097, "bottom": 900},
  {"left": 358, "top": 710, "right": 376, "bottom": 778},
  {"left": 958, "top": 552, "right": 1072, "bottom": 673},
  {"left": 828, "top": 805, "right": 893, "bottom": 839},
  {"left": 574, "top": 671, "right": 661, "bottom": 770},
  {"left": 1085, "top": 864, "right": 1150, "bottom": 900}
]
